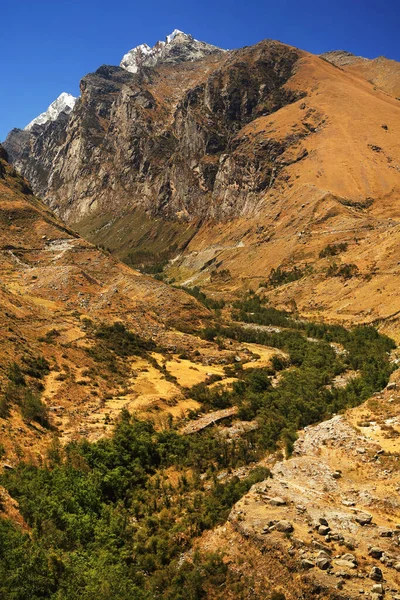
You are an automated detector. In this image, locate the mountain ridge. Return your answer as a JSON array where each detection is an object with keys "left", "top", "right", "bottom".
[{"left": 3, "top": 36, "right": 400, "bottom": 334}]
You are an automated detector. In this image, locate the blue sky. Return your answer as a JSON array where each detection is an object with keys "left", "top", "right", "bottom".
[{"left": 1, "top": 0, "right": 398, "bottom": 141}]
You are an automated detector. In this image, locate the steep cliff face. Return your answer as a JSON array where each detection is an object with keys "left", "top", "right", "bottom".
[{"left": 4, "top": 40, "right": 302, "bottom": 224}]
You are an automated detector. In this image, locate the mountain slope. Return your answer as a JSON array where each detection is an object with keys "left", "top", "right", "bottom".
[
  {"left": 321, "top": 50, "right": 400, "bottom": 99},
  {"left": 197, "top": 378, "right": 400, "bottom": 599},
  {"left": 0, "top": 146, "right": 211, "bottom": 460},
  {"left": 3, "top": 37, "right": 400, "bottom": 333}
]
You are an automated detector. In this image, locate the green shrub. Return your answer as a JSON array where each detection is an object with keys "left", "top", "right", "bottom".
[
  {"left": 267, "top": 264, "right": 311, "bottom": 288},
  {"left": 326, "top": 262, "right": 359, "bottom": 279},
  {"left": 319, "top": 242, "right": 348, "bottom": 258},
  {"left": 20, "top": 389, "right": 49, "bottom": 426},
  {"left": 22, "top": 355, "right": 50, "bottom": 379},
  {"left": 7, "top": 362, "right": 26, "bottom": 386},
  {"left": 94, "top": 322, "right": 156, "bottom": 357},
  {"left": 0, "top": 397, "right": 10, "bottom": 419},
  {"left": 182, "top": 286, "right": 225, "bottom": 311},
  {"left": 232, "top": 294, "right": 295, "bottom": 327}
]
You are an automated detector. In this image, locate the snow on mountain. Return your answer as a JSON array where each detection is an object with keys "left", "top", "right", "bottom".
[
  {"left": 120, "top": 29, "right": 224, "bottom": 74},
  {"left": 25, "top": 93, "right": 77, "bottom": 131},
  {"left": 166, "top": 28, "right": 184, "bottom": 44}
]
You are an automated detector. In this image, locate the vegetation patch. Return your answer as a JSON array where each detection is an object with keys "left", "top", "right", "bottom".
[
  {"left": 338, "top": 197, "right": 374, "bottom": 210},
  {"left": 85, "top": 322, "right": 157, "bottom": 375},
  {"left": 93, "top": 322, "right": 156, "bottom": 358},
  {"left": 319, "top": 242, "right": 348, "bottom": 258},
  {"left": 326, "top": 262, "right": 359, "bottom": 279},
  {"left": 232, "top": 294, "right": 296, "bottom": 327},
  {"left": 181, "top": 286, "right": 225, "bottom": 311},
  {"left": 1, "top": 359, "right": 50, "bottom": 426},
  {"left": 0, "top": 413, "right": 270, "bottom": 599},
  {"left": 0, "top": 294, "right": 396, "bottom": 598},
  {"left": 266, "top": 264, "right": 312, "bottom": 288}
]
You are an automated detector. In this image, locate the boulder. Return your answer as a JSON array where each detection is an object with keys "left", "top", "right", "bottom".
[
  {"left": 316, "top": 557, "right": 331, "bottom": 570},
  {"left": 379, "top": 529, "right": 393, "bottom": 538},
  {"left": 270, "top": 496, "right": 286, "bottom": 506},
  {"left": 355, "top": 512, "right": 373, "bottom": 526},
  {"left": 312, "top": 541, "right": 332, "bottom": 554},
  {"left": 330, "top": 533, "right": 344, "bottom": 542},
  {"left": 369, "top": 547, "right": 384, "bottom": 559},
  {"left": 275, "top": 520, "right": 294, "bottom": 533},
  {"left": 318, "top": 525, "right": 330, "bottom": 536},
  {"left": 342, "top": 500, "right": 356, "bottom": 507},
  {"left": 341, "top": 553, "right": 356, "bottom": 563},
  {"left": 370, "top": 566, "right": 383, "bottom": 581},
  {"left": 335, "top": 559, "right": 357, "bottom": 569},
  {"left": 335, "top": 571, "right": 351, "bottom": 579},
  {"left": 301, "top": 559, "right": 314, "bottom": 570}
]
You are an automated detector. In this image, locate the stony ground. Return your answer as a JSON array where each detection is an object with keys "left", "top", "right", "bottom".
[{"left": 196, "top": 376, "right": 400, "bottom": 599}]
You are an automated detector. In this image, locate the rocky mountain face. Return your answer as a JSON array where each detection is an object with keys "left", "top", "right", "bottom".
[
  {"left": 3, "top": 35, "right": 400, "bottom": 333},
  {"left": 4, "top": 39, "right": 301, "bottom": 222}
]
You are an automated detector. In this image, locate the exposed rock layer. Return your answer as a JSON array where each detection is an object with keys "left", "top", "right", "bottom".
[{"left": 5, "top": 40, "right": 301, "bottom": 223}]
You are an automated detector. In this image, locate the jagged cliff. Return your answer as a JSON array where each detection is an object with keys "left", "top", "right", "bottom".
[
  {"left": 5, "top": 39, "right": 301, "bottom": 223},
  {"left": 120, "top": 28, "right": 223, "bottom": 73}
]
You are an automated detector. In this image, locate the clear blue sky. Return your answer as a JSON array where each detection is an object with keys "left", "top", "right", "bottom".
[{"left": 1, "top": 0, "right": 398, "bottom": 141}]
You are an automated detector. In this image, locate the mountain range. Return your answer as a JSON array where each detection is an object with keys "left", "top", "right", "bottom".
[{"left": 4, "top": 30, "right": 400, "bottom": 337}]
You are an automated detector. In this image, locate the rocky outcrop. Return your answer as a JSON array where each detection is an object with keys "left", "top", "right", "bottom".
[{"left": 320, "top": 50, "right": 367, "bottom": 67}]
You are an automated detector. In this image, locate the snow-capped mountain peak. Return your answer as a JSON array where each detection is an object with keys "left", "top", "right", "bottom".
[
  {"left": 166, "top": 29, "right": 185, "bottom": 44},
  {"left": 25, "top": 93, "right": 77, "bottom": 131},
  {"left": 120, "top": 29, "right": 224, "bottom": 74}
]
